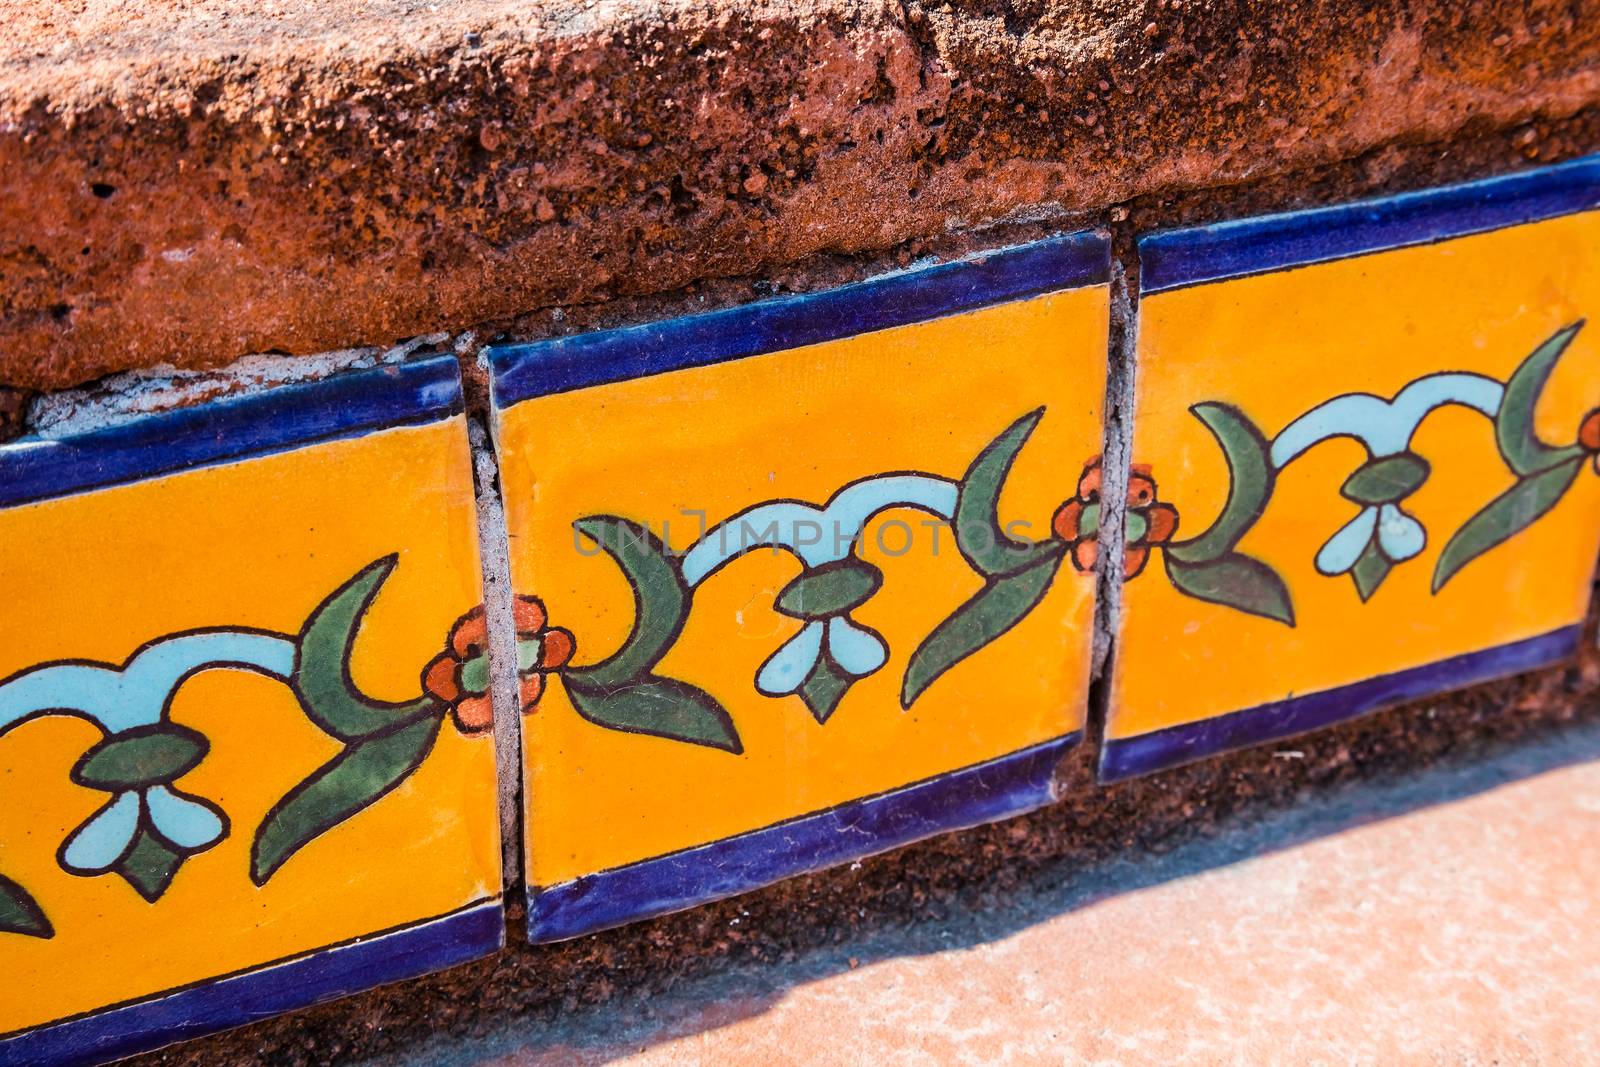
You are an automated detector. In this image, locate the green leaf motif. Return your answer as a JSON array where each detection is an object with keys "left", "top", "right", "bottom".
[
  {"left": 119, "top": 828, "right": 186, "bottom": 903},
  {"left": 560, "top": 517, "right": 742, "bottom": 752},
  {"left": 295, "top": 554, "right": 438, "bottom": 741},
  {"left": 73, "top": 724, "right": 208, "bottom": 791},
  {"left": 564, "top": 676, "right": 742, "bottom": 754},
  {"left": 565, "top": 517, "right": 692, "bottom": 689},
  {"left": 954, "top": 407, "right": 1057, "bottom": 577},
  {"left": 1350, "top": 540, "right": 1393, "bottom": 603},
  {"left": 1341, "top": 452, "right": 1430, "bottom": 506},
  {"left": 0, "top": 874, "right": 52, "bottom": 939},
  {"left": 1432, "top": 456, "right": 1585, "bottom": 593},
  {"left": 1497, "top": 321, "right": 1587, "bottom": 477},
  {"left": 775, "top": 559, "right": 883, "bottom": 620},
  {"left": 1164, "top": 553, "right": 1295, "bottom": 626},
  {"left": 1167, "top": 403, "right": 1276, "bottom": 565},
  {"left": 902, "top": 548, "right": 1063, "bottom": 708},
  {"left": 796, "top": 654, "right": 854, "bottom": 725},
  {"left": 252, "top": 713, "right": 442, "bottom": 885}
]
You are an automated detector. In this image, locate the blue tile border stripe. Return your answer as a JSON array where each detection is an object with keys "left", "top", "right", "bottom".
[
  {"left": 0, "top": 354, "right": 464, "bottom": 510},
  {"left": 1139, "top": 154, "right": 1600, "bottom": 294},
  {"left": 0, "top": 899, "right": 502, "bottom": 1067},
  {"left": 1098, "top": 626, "right": 1581, "bottom": 783},
  {"left": 488, "top": 232, "right": 1110, "bottom": 407},
  {"left": 528, "top": 733, "right": 1078, "bottom": 943}
]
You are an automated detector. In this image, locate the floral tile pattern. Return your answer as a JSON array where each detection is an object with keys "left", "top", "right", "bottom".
[
  {"left": 487, "top": 235, "right": 1111, "bottom": 941},
  {"left": 1104, "top": 157, "right": 1600, "bottom": 781},
  {"left": 0, "top": 357, "right": 502, "bottom": 1066}
]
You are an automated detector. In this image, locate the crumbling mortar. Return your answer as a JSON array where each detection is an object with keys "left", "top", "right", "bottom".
[
  {"left": 22, "top": 332, "right": 452, "bottom": 438},
  {"left": 1076, "top": 218, "right": 1139, "bottom": 793},
  {"left": 465, "top": 404, "right": 528, "bottom": 902}
]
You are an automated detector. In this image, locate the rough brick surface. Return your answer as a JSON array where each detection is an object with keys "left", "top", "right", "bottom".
[{"left": 3, "top": 0, "right": 1600, "bottom": 389}]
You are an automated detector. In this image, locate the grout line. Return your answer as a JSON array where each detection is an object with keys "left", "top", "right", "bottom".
[
  {"left": 1085, "top": 221, "right": 1141, "bottom": 769},
  {"left": 466, "top": 402, "right": 527, "bottom": 905}
]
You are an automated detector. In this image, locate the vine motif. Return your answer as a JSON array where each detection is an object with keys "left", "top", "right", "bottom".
[
  {"left": 558, "top": 407, "right": 1079, "bottom": 754},
  {"left": 0, "top": 556, "right": 553, "bottom": 940},
  {"left": 4, "top": 322, "right": 1592, "bottom": 941},
  {"left": 1124, "top": 319, "right": 1600, "bottom": 623}
]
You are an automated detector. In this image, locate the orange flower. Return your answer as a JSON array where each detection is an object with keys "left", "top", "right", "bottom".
[
  {"left": 1052, "top": 457, "right": 1180, "bottom": 579},
  {"left": 1580, "top": 408, "right": 1600, "bottom": 471},
  {"left": 423, "top": 597, "right": 576, "bottom": 735}
]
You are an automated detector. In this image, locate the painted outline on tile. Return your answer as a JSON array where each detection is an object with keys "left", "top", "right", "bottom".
[
  {"left": 1107, "top": 321, "right": 1600, "bottom": 622},
  {"left": 551, "top": 407, "right": 1079, "bottom": 746},
  {"left": 0, "top": 554, "right": 511, "bottom": 937}
]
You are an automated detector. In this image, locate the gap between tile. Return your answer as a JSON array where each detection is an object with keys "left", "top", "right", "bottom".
[
  {"left": 1084, "top": 222, "right": 1141, "bottom": 767},
  {"left": 465, "top": 386, "right": 527, "bottom": 899}
]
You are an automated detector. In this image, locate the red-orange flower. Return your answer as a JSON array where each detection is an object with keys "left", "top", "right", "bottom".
[
  {"left": 423, "top": 597, "right": 576, "bottom": 735},
  {"left": 1052, "top": 457, "right": 1180, "bottom": 578},
  {"left": 1580, "top": 408, "right": 1600, "bottom": 471}
]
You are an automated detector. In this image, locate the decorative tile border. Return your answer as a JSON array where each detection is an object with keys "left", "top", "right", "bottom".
[
  {"left": 0, "top": 356, "right": 463, "bottom": 509},
  {"left": 490, "top": 235, "right": 1110, "bottom": 943},
  {"left": 1100, "top": 628, "right": 1579, "bottom": 782},
  {"left": 1106, "top": 156, "right": 1600, "bottom": 780},
  {"left": 532, "top": 733, "right": 1075, "bottom": 941},
  {"left": 1140, "top": 154, "right": 1600, "bottom": 294},
  {"left": 0, "top": 355, "right": 502, "bottom": 1061},
  {"left": 5, "top": 157, "right": 1600, "bottom": 1062},
  {"left": 489, "top": 231, "right": 1109, "bottom": 404}
]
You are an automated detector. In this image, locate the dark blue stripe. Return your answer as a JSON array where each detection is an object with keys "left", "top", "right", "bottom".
[
  {"left": 1140, "top": 154, "right": 1600, "bottom": 294},
  {"left": 0, "top": 355, "right": 464, "bottom": 510},
  {"left": 0, "top": 900, "right": 502, "bottom": 1067},
  {"left": 489, "top": 233, "right": 1110, "bottom": 406},
  {"left": 1098, "top": 627, "right": 1581, "bottom": 783},
  {"left": 529, "top": 733, "right": 1078, "bottom": 943}
]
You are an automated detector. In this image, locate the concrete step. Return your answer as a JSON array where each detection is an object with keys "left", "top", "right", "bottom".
[{"left": 384, "top": 716, "right": 1600, "bottom": 1065}]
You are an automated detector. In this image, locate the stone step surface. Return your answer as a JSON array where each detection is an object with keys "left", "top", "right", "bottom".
[{"left": 387, "top": 715, "right": 1600, "bottom": 1066}]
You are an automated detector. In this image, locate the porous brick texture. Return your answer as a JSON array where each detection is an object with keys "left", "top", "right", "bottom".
[{"left": 3, "top": 0, "right": 1600, "bottom": 390}]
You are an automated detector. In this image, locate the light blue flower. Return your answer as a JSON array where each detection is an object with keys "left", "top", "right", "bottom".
[
  {"left": 755, "top": 616, "right": 888, "bottom": 697},
  {"left": 1314, "top": 502, "right": 1427, "bottom": 576},
  {"left": 60, "top": 786, "right": 226, "bottom": 874}
]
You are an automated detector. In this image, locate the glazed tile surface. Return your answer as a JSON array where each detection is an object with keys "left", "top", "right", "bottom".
[
  {"left": 1106, "top": 158, "right": 1600, "bottom": 780},
  {"left": 488, "top": 236, "right": 1110, "bottom": 941},
  {"left": 0, "top": 357, "right": 502, "bottom": 1065}
]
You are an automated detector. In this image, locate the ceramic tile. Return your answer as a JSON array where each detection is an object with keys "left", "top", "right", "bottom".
[
  {"left": 1104, "top": 156, "right": 1600, "bottom": 781},
  {"left": 0, "top": 357, "right": 502, "bottom": 1066},
  {"left": 488, "top": 235, "right": 1110, "bottom": 941}
]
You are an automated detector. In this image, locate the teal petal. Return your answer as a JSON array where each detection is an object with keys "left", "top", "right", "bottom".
[
  {"left": 1376, "top": 503, "right": 1426, "bottom": 561},
  {"left": 61, "top": 791, "right": 140, "bottom": 873},
  {"left": 146, "top": 786, "right": 225, "bottom": 851},
  {"left": 1314, "top": 508, "right": 1377, "bottom": 575},
  {"left": 826, "top": 617, "right": 888, "bottom": 677},
  {"left": 756, "top": 622, "right": 823, "bottom": 696}
]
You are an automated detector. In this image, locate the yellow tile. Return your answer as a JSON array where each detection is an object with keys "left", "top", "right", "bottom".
[
  {"left": 0, "top": 363, "right": 501, "bottom": 1047},
  {"left": 491, "top": 246, "right": 1108, "bottom": 938},
  {"left": 1108, "top": 205, "right": 1600, "bottom": 778}
]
